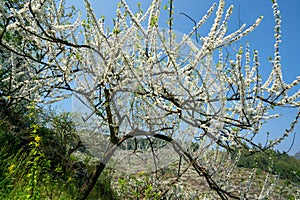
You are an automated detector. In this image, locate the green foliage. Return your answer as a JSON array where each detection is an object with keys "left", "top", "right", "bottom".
[
  {"left": 116, "top": 171, "right": 160, "bottom": 199},
  {"left": 237, "top": 149, "right": 300, "bottom": 184},
  {"left": 150, "top": 16, "right": 158, "bottom": 27},
  {"left": 0, "top": 103, "right": 80, "bottom": 199}
]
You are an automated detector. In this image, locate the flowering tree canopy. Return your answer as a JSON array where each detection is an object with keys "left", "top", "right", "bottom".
[{"left": 0, "top": 0, "right": 299, "bottom": 199}]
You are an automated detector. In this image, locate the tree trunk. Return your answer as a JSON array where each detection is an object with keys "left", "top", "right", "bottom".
[{"left": 76, "top": 162, "right": 106, "bottom": 200}]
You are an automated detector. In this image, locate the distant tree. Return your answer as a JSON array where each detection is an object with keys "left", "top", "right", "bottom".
[
  {"left": 0, "top": 0, "right": 299, "bottom": 199},
  {"left": 294, "top": 151, "right": 300, "bottom": 160},
  {"left": 237, "top": 149, "right": 300, "bottom": 184}
]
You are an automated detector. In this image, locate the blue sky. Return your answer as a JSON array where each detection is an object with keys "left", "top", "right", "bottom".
[{"left": 67, "top": 0, "right": 300, "bottom": 155}]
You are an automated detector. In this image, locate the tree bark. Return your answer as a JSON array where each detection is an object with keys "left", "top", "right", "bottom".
[{"left": 76, "top": 162, "right": 106, "bottom": 200}]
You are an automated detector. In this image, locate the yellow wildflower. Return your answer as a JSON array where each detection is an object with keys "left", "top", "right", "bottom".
[
  {"left": 34, "top": 135, "right": 41, "bottom": 143},
  {"left": 31, "top": 124, "right": 39, "bottom": 133},
  {"left": 8, "top": 164, "right": 16, "bottom": 174}
]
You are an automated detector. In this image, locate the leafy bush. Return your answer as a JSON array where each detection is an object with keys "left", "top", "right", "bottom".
[{"left": 0, "top": 103, "right": 81, "bottom": 199}]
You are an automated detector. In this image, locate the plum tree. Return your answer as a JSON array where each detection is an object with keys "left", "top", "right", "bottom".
[{"left": 0, "top": 0, "right": 299, "bottom": 199}]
